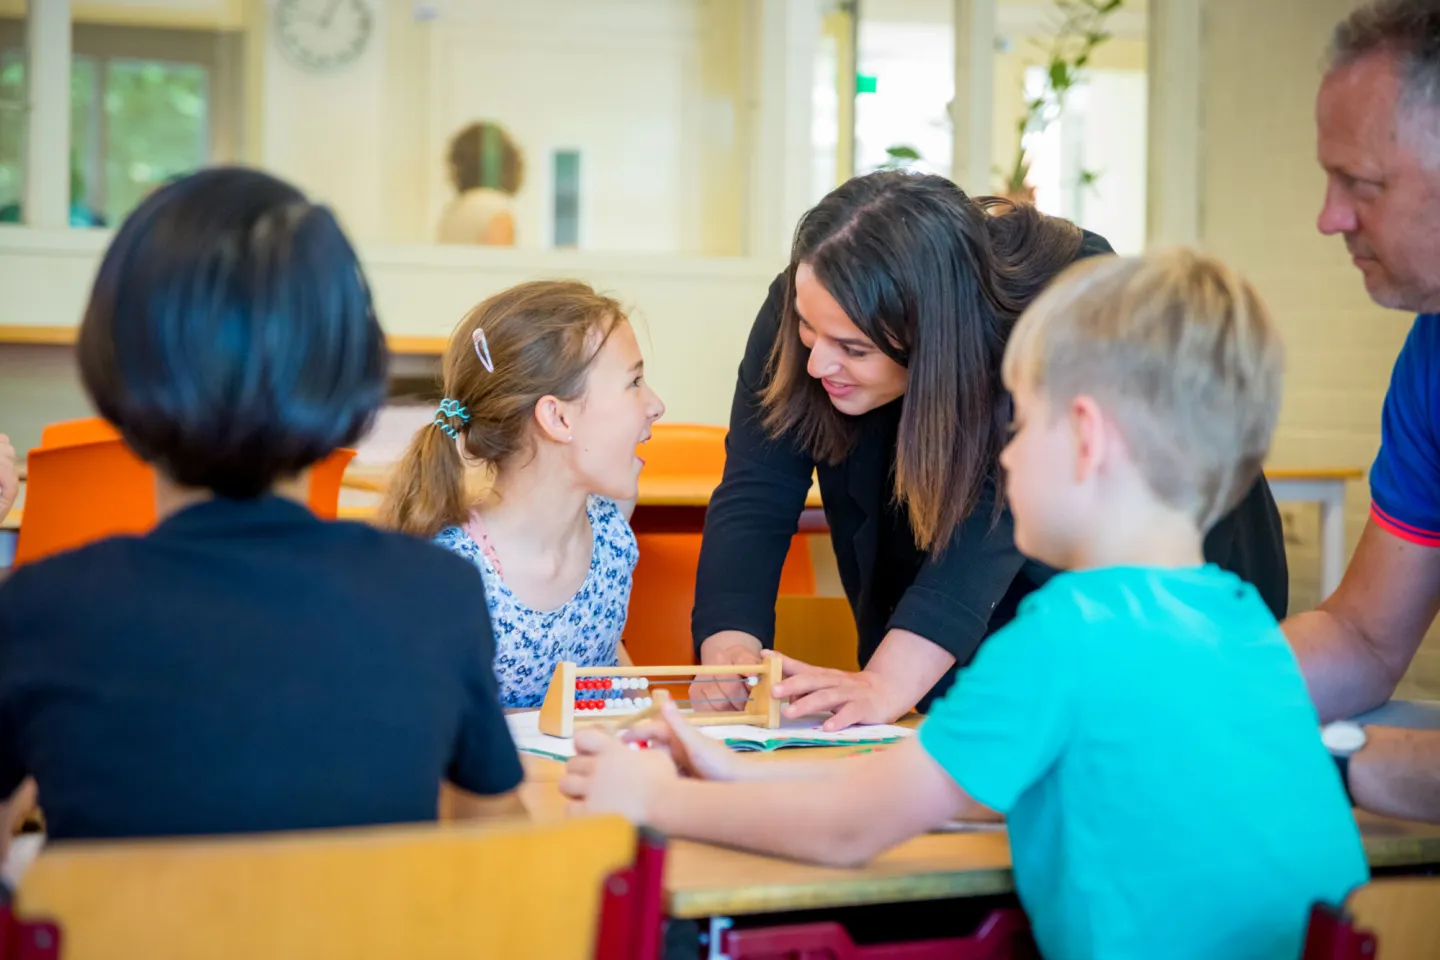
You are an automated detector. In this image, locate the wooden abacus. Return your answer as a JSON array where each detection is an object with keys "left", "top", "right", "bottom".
[{"left": 537, "top": 659, "right": 784, "bottom": 738}]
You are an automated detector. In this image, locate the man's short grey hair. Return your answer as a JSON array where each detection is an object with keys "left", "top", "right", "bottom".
[{"left": 1330, "top": 0, "right": 1440, "bottom": 113}]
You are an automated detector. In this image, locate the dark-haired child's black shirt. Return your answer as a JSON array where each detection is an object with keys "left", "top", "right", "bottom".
[{"left": 0, "top": 496, "right": 521, "bottom": 841}]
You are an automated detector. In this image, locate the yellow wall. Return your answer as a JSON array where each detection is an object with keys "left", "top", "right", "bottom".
[{"left": 0, "top": 1, "right": 246, "bottom": 29}]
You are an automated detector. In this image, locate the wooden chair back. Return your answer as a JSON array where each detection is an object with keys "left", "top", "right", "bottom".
[
  {"left": 6, "top": 816, "right": 645, "bottom": 959},
  {"left": 1348, "top": 877, "right": 1440, "bottom": 959}
]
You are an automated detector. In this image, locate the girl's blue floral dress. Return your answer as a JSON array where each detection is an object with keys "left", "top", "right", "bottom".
[{"left": 434, "top": 496, "right": 637, "bottom": 708}]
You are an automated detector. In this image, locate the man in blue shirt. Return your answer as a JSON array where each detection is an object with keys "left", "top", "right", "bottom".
[{"left": 1286, "top": 0, "right": 1440, "bottom": 823}]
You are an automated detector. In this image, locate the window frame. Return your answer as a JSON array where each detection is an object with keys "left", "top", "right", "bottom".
[{"left": 0, "top": 18, "right": 243, "bottom": 223}]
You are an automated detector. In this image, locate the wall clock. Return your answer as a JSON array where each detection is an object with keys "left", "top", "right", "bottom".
[{"left": 274, "top": 0, "right": 374, "bottom": 73}]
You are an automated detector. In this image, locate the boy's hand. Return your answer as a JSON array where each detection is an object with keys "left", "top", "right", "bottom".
[
  {"left": 0, "top": 434, "right": 17, "bottom": 523},
  {"left": 560, "top": 727, "right": 678, "bottom": 824},
  {"left": 771, "top": 653, "right": 905, "bottom": 731},
  {"left": 625, "top": 691, "right": 740, "bottom": 782}
]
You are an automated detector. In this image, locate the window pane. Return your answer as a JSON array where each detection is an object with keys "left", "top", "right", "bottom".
[
  {"left": 853, "top": 8, "right": 954, "bottom": 178},
  {"left": 0, "top": 53, "right": 102, "bottom": 225},
  {"left": 0, "top": 52, "right": 22, "bottom": 214},
  {"left": 70, "top": 56, "right": 101, "bottom": 225},
  {"left": 104, "top": 59, "right": 207, "bottom": 224}
]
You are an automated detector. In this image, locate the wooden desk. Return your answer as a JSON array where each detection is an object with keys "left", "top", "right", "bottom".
[
  {"left": 336, "top": 466, "right": 1361, "bottom": 556},
  {"left": 0, "top": 466, "right": 1361, "bottom": 569},
  {"left": 516, "top": 745, "right": 1440, "bottom": 921},
  {"left": 339, "top": 469, "right": 827, "bottom": 535}
]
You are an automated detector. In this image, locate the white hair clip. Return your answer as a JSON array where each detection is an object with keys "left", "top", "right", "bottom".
[{"left": 473, "top": 328, "right": 494, "bottom": 373}]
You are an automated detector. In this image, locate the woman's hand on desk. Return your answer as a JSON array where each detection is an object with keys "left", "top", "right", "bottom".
[
  {"left": 774, "top": 630, "right": 956, "bottom": 731},
  {"left": 691, "top": 632, "right": 765, "bottom": 711},
  {"left": 771, "top": 655, "right": 908, "bottom": 731}
]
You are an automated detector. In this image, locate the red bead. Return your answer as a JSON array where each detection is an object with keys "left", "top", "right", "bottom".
[
  {"left": 601, "top": 678, "right": 612, "bottom": 690},
  {"left": 579, "top": 679, "right": 592, "bottom": 691}
]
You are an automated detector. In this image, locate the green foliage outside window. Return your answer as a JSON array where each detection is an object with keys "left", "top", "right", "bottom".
[{"left": 0, "top": 51, "right": 206, "bottom": 226}]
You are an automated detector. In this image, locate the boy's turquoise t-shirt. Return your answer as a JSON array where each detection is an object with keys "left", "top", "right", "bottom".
[{"left": 918, "top": 565, "right": 1368, "bottom": 960}]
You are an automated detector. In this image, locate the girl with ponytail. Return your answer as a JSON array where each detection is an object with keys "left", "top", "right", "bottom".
[{"left": 381, "top": 281, "right": 665, "bottom": 707}]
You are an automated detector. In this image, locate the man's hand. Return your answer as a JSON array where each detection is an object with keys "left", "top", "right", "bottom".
[{"left": 1350, "top": 725, "right": 1440, "bottom": 824}]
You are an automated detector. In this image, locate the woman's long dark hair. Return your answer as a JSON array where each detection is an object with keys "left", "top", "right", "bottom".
[{"left": 761, "top": 171, "right": 1084, "bottom": 551}]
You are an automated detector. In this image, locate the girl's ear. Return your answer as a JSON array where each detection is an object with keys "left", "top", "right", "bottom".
[{"left": 534, "top": 395, "right": 575, "bottom": 444}]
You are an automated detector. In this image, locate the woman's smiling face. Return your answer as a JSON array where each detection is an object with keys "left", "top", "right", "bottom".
[{"left": 793, "top": 262, "right": 908, "bottom": 416}]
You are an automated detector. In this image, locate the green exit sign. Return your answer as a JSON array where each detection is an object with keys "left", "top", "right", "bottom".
[{"left": 856, "top": 74, "right": 877, "bottom": 94}]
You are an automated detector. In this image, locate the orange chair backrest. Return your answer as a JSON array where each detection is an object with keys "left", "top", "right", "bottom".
[
  {"left": 15, "top": 417, "right": 356, "bottom": 567},
  {"left": 40, "top": 417, "right": 122, "bottom": 448},
  {"left": 632, "top": 423, "right": 727, "bottom": 476},
  {"left": 624, "top": 423, "right": 815, "bottom": 666}
]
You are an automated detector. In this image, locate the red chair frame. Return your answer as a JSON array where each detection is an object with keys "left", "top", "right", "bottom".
[
  {"left": 1302, "top": 902, "right": 1377, "bottom": 960},
  {"left": 715, "top": 908, "right": 1037, "bottom": 960}
]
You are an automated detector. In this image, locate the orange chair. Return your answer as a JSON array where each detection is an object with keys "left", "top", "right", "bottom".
[
  {"left": 15, "top": 417, "right": 355, "bottom": 567},
  {"left": 624, "top": 423, "right": 815, "bottom": 666}
]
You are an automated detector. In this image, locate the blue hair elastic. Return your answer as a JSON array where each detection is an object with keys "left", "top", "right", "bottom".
[{"left": 433, "top": 398, "right": 470, "bottom": 439}]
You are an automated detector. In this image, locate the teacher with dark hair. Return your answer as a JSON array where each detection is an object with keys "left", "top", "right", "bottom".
[{"left": 690, "top": 171, "right": 1290, "bottom": 729}]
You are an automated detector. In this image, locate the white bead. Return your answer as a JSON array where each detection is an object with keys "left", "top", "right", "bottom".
[
  {"left": 638, "top": 677, "right": 650, "bottom": 690},
  {"left": 638, "top": 697, "right": 652, "bottom": 709},
  {"left": 745, "top": 676, "right": 759, "bottom": 687},
  {"left": 621, "top": 677, "right": 634, "bottom": 690},
  {"left": 622, "top": 698, "right": 635, "bottom": 710}
]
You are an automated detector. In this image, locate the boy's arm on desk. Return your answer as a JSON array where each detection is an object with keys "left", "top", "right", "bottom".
[{"left": 586, "top": 738, "right": 995, "bottom": 868}]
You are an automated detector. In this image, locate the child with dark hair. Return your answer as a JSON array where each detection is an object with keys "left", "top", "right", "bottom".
[{"left": 0, "top": 167, "right": 523, "bottom": 843}]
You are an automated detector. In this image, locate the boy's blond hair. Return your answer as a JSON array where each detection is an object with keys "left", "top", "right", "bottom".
[{"left": 1002, "top": 248, "right": 1284, "bottom": 532}]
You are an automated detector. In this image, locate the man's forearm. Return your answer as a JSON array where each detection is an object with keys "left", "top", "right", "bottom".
[
  {"left": 1351, "top": 726, "right": 1440, "bottom": 824},
  {"left": 1285, "top": 609, "right": 1404, "bottom": 722}
]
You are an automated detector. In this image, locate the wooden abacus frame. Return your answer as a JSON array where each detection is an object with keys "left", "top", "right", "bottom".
[{"left": 537, "top": 659, "right": 784, "bottom": 738}]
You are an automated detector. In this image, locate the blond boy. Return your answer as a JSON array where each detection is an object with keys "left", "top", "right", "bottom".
[{"left": 562, "top": 250, "right": 1368, "bottom": 960}]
